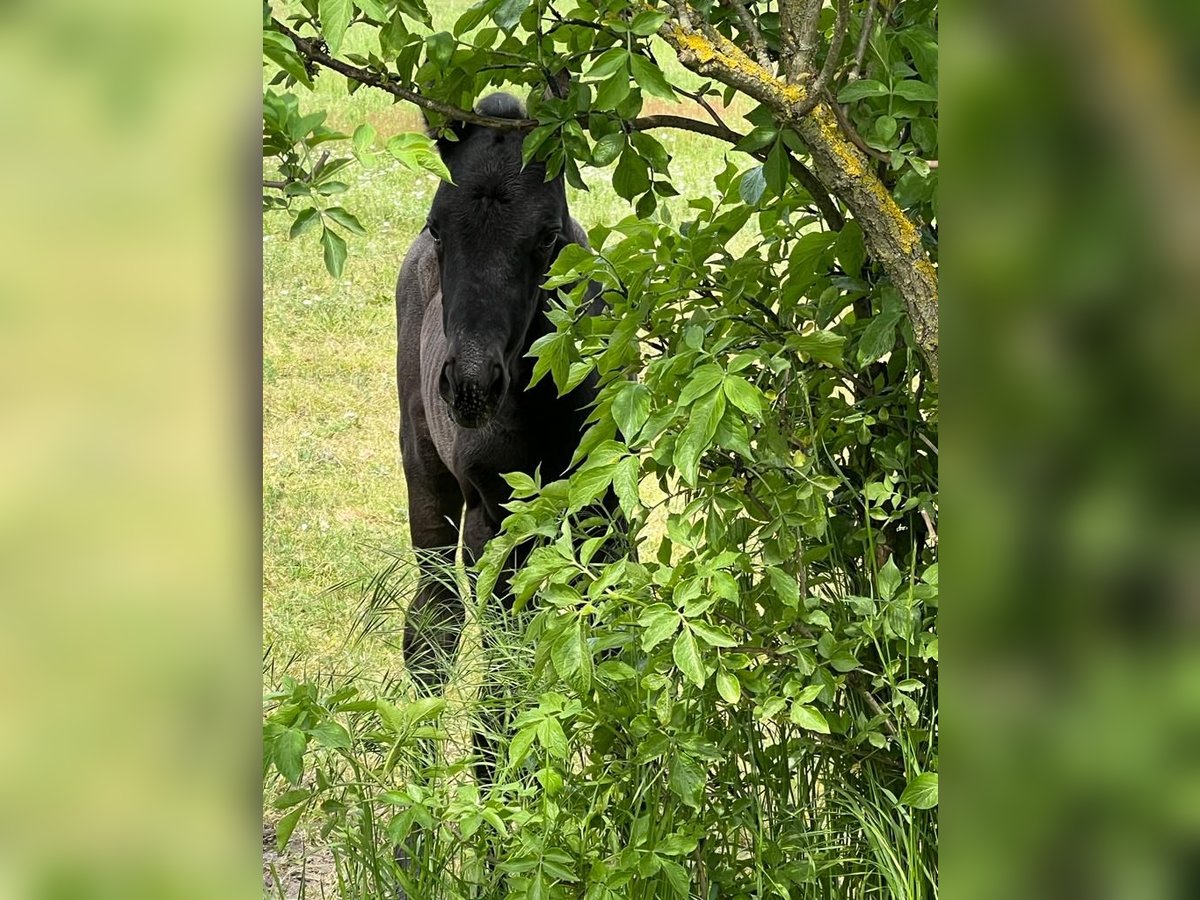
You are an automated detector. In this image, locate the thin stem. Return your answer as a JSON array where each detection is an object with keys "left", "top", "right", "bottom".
[
  {"left": 846, "top": 0, "right": 879, "bottom": 82},
  {"left": 721, "top": 0, "right": 771, "bottom": 68}
]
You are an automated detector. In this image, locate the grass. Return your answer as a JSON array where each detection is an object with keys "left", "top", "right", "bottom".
[{"left": 263, "top": 4, "right": 753, "bottom": 686}]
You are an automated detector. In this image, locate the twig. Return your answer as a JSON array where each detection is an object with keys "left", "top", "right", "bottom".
[
  {"left": 263, "top": 179, "right": 288, "bottom": 190},
  {"left": 826, "top": 90, "right": 891, "bottom": 163},
  {"left": 272, "top": 18, "right": 539, "bottom": 129},
  {"left": 853, "top": 678, "right": 896, "bottom": 736},
  {"left": 846, "top": 0, "right": 878, "bottom": 82},
  {"left": 919, "top": 506, "right": 938, "bottom": 545},
  {"left": 721, "top": 0, "right": 771, "bottom": 68},
  {"left": 793, "top": 0, "right": 850, "bottom": 119}
]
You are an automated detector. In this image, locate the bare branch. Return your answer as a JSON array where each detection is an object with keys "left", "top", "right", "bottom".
[
  {"left": 631, "top": 116, "right": 845, "bottom": 228},
  {"left": 826, "top": 89, "right": 891, "bottom": 163},
  {"left": 721, "top": 0, "right": 771, "bottom": 69},
  {"left": 847, "top": 0, "right": 879, "bottom": 83},
  {"left": 271, "top": 18, "right": 539, "bottom": 130},
  {"left": 793, "top": 0, "right": 849, "bottom": 119}
]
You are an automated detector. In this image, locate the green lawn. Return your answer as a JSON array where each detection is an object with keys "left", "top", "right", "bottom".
[{"left": 262, "top": 5, "right": 752, "bottom": 686}]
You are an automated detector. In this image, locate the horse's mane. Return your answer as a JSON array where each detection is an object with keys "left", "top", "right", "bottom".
[{"left": 474, "top": 93, "right": 525, "bottom": 120}]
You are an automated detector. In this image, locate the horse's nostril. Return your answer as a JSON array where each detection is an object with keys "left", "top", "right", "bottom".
[
  {"left": 438, "top": 360, "right": 455, "bottom": 402},
  {"left": 488, "top": 363, "right": 506, "bottom": 399}
]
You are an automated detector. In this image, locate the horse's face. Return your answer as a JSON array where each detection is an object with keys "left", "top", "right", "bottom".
[{"left": 427, "top": 122, "right": 569, "bottom": 429}]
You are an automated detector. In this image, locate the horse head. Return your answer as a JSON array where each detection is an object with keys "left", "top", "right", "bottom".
[{"left": 425, "top": 93, "right": 571, "bottom": 429}]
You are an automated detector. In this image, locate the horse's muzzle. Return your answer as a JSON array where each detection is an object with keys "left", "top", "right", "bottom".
[{"left": 439, "top": 357, "right": 507, "bottom": 428}]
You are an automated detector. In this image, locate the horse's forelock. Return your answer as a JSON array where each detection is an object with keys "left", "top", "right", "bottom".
[{"left": 474, "top": 93, "right": 526, "bottom": 120}]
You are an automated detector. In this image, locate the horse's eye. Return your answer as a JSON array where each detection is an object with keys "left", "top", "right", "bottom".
[{"left": 540, "top": 231, "right": 560, "bottom": 252}]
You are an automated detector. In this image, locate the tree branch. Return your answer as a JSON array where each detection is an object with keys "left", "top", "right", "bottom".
[
  {"left": 781, "top": 0, "right": 824, "bottom": 81},
  {"left": 271, "top": 18, "right": 540, "bottom": 130},
  {"left": 721, "top": 0, "right": 771, "bottom": 69},
  {"left": 793, "top": 0, "right": 849, "bottom": 119},
  {"left": 847, "top": 0, "right": 879, "bottom": 83}
]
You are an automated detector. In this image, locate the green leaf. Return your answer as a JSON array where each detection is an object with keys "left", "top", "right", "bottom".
[
  {"left": 640, "top": 605, "right": 680, "bottom": 651},
  {"left": 678, "top": 364, "right": 724, "bottom": 407},
  {"left": 857, "top": 308, "right": 904, "bottom": 367},
  {"left": 837, "top": 79, "right": 889, "bottom": 103},
  {"left": 789, "top": 704, "right": 831, "bottom": 733},
  {"left": 426, "top": 30, "right": 454, "bottom": 68},
  {"left": 321, "top": 226, "right": 347, "bottom": 278},
  {"left": 673, "top": 389, "right": 725, "bottom": 485},
  {"left": 672, "top": 627, "right": 705, "bottom": 686},
  {"left": 587, "top": 48, "right": 630, "bottom": 80},
  {"left": 353, "top": 0, "right": 387, "bottom": 22},
  {"left": 765, "top": 138, "right": 790, "bottom": 196},
  {"left": 875, "top": 114, "right": 898, "bottom": 143},
  {"left": 688, "top": 620, "right": 738, "bottom": 648},
  {"left": 716, "top": 671, "right": 741, "bottom": 705},
  {"left": 492, "top": 0, "right": 530, "bottom": 31},
  {"left": 318, "top": 0, "right": 352, "bottom": 55},
  {"left": 660, "top": 857, "right": 691, "bottom": 897},
  {"left": 790, "top": 330, "right": 845, "bottom": 366},
  {"left": 629, "top": 9, "right": 669, "bottom": 36},
  {"left": 289, "top": 207, "right": 321, "bottom": 240},
  {"left": 612, "top": 454, "right": 641, "bottom": 518},
  {"left": 386, "top": 133, "right": 452, "bottom": 182},
  {"left": 595, "top": 70, "right": 632, "bottom": 111},
  {"left": 591, "top": 132, "right": 624, "bottom": 167},
  {"left": 898, "top": 772, "right": 939, "bottom": 809},
  {"left": 309, "top": 721, "right": 351, "bottom": 749},
  {"left": 722, "top": 375, "right": 763, "bottom": 418},
  {"left": 273, "top": 727, "right": 306, "bottom": 784},
  {"left": 509, "top": 725, "right": 537, "bottom": 767},
  {"left": 668, "top": 753, "right": 706, "bottom": 808},
  {"left": 734, "top": 127, "right": 777, "bottom": 153},
  {"left": 352, "top": 122, "right": 375, "bottom": 155},
  {"left": 878, "top": 557, "right": 903, "bottom": 601},
  {"left": 630, "top": 55, "right": 675, "bottom": 100},
  {"left": 612, "top": 382, "right": 652, "bottom": 439},
  {"left": 551, "top": 620, "right": 583, "bottom": 681},
  {"left": 612, "top": 147, "right": 650, "bottom": 199},
  {"left": 834, "top": 220, "right": 865, "bottom": 277},
  {"left": 537, "top": 716, "right": 568, "bottom": 759},
  {"left": 568, "top": 460, "right": 614, "bottom": 512},
  {"left": 396, "top": 0, "right": 431, "bottom": 27},
  {"left": 892, "top": 80, "right": 938, "bottom": 102},
  {"left": 766, "top": 566, "right": 800, "bottom": 607},
  {"left": 272, "top": 788, "right": 310, "bottom": 810},
  {"left": 739, "top": 165, "right": 766, "bottom": 205},
  {"left": 275, "top": 806, "right": 303, "bottom": 852},
  {"left": 324, "top": 206, "right": 366, "bottom": 235}
]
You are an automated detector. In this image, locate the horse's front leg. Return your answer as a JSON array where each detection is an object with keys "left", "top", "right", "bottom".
[
  {"left": 463, "top": 501, "right": 525, "bottom": 788},
  {"left": 403, "top": 544, "right": 464, "bottom": 695}
]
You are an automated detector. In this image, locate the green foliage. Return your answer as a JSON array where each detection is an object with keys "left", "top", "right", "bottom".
[{"left": 263, "top": 0, "right": 938, "bottom": 896}]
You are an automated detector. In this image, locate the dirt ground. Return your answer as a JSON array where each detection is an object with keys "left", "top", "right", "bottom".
[{"left": 263, "top": 819, "right": 337, "bottom": 899}]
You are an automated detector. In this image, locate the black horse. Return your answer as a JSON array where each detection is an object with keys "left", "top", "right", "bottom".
[{"left": 394, "top": 93, "right": 601, "bottom": 749}]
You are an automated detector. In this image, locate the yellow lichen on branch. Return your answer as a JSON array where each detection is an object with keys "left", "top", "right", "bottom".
[{"left": 661, "top": 3, "right": 939, "bottom": 382}]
